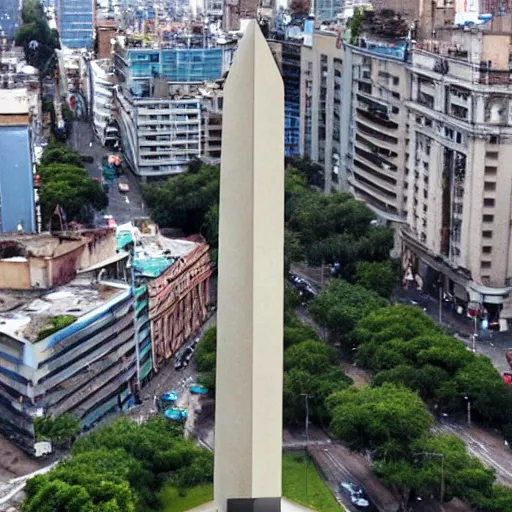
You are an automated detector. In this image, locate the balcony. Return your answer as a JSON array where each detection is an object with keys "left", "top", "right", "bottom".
[
  {"left": 356, "top": 121, "right": 398, "bottom": 147},
  {"left": 352, "top": 159, "right": 397, "bottom": 194},
  {"left": 356, "top": 108, "right": 399, "bottom": 131},
  {"left": 349, "top": 173, "right": 398, "bottom": 208}
]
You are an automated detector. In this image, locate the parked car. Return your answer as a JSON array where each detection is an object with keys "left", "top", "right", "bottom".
[
  {"left": 175, "top": 347, "right": 194, "bottom": 370},
  {"left": 118, "top": 182, "right": 130, "bottom": 193},
  {"left": 339, "top": 481, "right": 371, "bottom": 509}
]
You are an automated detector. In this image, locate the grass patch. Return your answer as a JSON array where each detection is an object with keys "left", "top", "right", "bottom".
[
  {"left": 160, "top": 453, "right": 342, "bottom": 512},
  {"left": 160, "top": 484, "right": 213, "bottom": 512},
  {"left": 283, "top": 453, "right": 343, "bottom": 512}
]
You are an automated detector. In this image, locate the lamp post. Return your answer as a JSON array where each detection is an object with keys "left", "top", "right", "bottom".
[
  {"left": 465, "top": 395, "right": 471, "bottom": 426},
  {"left": 301, "top": 393, "right": 313, "bottom": 496},
  {"left": 414, "top": 452, "right": 445, "bottom": 504}
]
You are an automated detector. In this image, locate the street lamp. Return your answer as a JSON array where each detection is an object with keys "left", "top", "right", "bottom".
[
  {"left": 301, "top": 393, "right": 313, "bottom": 496},
  {"left": 414, "top": 452, "right": 445, "bottom": 504},
  {"left": 464, "top": 395, "right": 471, "bottom": 426}
]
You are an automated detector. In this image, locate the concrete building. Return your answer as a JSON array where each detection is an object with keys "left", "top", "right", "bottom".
[
  {"left": 0, "top": 230, "right": 117, "bottom": 290},
  {"left": 403, "top": 24, "right": 512, "bottom": 321},
  {"left": 200, "top": 83, "right": 224, "bottom": 162},
  {"left": 88, "top": 59, "right": 119, "bottom": 146},
  {"left": 269, "top": 39, "right": 302, "bottom": 157},
  {"left": 96, "top": 18, "right": 117, "bottom": 59},
  {"left": 0, "top": 89, "right": 36, "bottom": 234},
  {"left": 56, "top": 0, "right": 95, "bottom": 49},
  {"left": 300, "top": 9, "right": 512, "bottom": 324},
  {"left": 113, "top": 36, "right": 234, "bottom": 178},
  {"left": 0, "top": 223, "right": 214, "bottom": 453},
  {"left": 114, "top": 44, "right": 231, "bottom": 98},
  {"left": 222, "top": 0, "right": 258, "bottom": 32},
  {"left": 115, "top": 87, "right": 202, "bottom": 179},
  {"left": 0, "top": 276, "right": 135, "bottom": 452}
]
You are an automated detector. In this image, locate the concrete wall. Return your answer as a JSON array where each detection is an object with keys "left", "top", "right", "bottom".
[{"left": 0, "top": 260, "right": 31, "bottom": 289}]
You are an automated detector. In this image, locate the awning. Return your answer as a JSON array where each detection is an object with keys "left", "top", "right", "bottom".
[{"left": 77, "top": 251, "right": 129, "bottom": 274}]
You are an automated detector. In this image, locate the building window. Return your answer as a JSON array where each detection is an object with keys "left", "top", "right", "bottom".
[
  {"left": 481, "top": 261, "right": 492, "bottom": 269},
  {"left": 485, "top": 166, "right": 497, "bottom": 176},
  {"left": 483, "top": 198, "right": 495, "bottom": 207},
  {"left": 482, "top": 230, "right": 493, "bottom": 238},
  {"left": 393, "top": 76, "right": 399, "bottom": 85},
  {"left": 483, "top": 214, "right": 494, "bottom": 223},
  {"left": 392, "top": 106, "right": 399, "bottom": 114},
  {"left": 484, "top": 182, "right": 496, "bottom": 191},
  {"left": 486, "top": 151, "right": 499, "bottom": 159},
  {"left": 489, "top": 135, "right": 499, "bottom": 144},
  {"left": 482, "top": 246, "right": 492, "bottom": 254},
  {"left": 392, "top": 92, "right": 400, "bottom": 99}
]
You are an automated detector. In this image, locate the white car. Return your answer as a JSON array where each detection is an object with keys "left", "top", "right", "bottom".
[{"left": 340, "top": 481, "right": 370, "bottom": 509}]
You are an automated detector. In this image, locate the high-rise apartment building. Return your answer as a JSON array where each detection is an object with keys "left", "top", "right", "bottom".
[
  {"left": 113, "top": 36, "right": 234, "bottom": 179},
  {"left": 300, "top": 8, "right": 512, "bottom": 324},
  {"left": 115, "top": 89, "right": 202, "bottom": 179},
  {"left": 0, "top": 89, "right": 36, "bottom": 233},
  {"left": 269, "top": 39, "right": 302, "bottom": 157},
  {"left": 222, "top": 0, "right": 258, "bottom": 31},
  {"left": 56, "top": 0, "right": 94, "bottom": 49},
  {"left": 0, "top": 0, "right": 20, "bottom": 40}
]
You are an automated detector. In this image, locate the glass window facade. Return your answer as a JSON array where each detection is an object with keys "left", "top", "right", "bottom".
[
  {"left": 57, "top": 0, "right": 93, "bottom": 49},
  {"left": 126, "top": 48, "right": 223, "bottom": 93},
  {"left": 0, "top": 0, "right": 20, "bottom": 40}
]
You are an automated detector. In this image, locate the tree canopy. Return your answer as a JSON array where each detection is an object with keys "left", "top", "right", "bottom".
[
  {"left": 309, "top": 279, "right": 387, "bottom": 341},
  {"left": 16, "top": 1, "right": 59, "bottom": 76},
  {"left": 24, "top": 417, "right": 213, "bottom": 512},
  {"left": 142, "top": 160, "right": 394, "bottom": 275},
  {"left": 38, "top": 142, "right": 107, "bottom": 227},
  {"left": 326, "top": 383, "right": 434, "bottom": 460}
]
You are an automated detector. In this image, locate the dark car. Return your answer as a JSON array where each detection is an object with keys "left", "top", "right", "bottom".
[{"left": 339, "top": 481, "right": 371, "bottom": 509}]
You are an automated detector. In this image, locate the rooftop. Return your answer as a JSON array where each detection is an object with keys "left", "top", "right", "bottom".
[
  {"left": 0, "top": 88, "right": 29, "bottom": 115},
  {"left": 0, "top": 279, "right": 127, "bottom": 343},
  {"left": 0, "top": 232, "right": 103, "bottom": 260},
  {"left": 116, "top": 222, "right": 199, "bottom": 278}
]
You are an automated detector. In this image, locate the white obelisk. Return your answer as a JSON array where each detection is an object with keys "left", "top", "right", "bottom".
[{"left": 214, "top": 20, "right": 285, "bottom": 512}]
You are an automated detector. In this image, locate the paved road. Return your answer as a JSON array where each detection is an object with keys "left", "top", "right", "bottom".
[
  {"left": 69, "top": 120, "right": 147, "bottom": 226},
  {"left": 433, "top": 420, "right": 512, "bottom": 486}
]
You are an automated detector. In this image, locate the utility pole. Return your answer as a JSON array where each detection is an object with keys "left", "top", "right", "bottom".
[
  {"left": 414, "top": 452, "right": 445, "bottom": 504},
  {"left": 301, "top": 393, "right": 313, "bottom": 496},
  {"left": 465, "top": 395, "right": 471, "bottom": 426},
  {"left": 438, "top": 283, "right": 443, "bottom": 325},
  {"left": 472, "top": 315, "right": 478, "bottom": 353}
]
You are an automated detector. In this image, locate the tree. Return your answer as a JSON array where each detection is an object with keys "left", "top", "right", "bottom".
[
  {"left": 285, "top": 157, "right": 324, "bottom": 189},
  {"left": 355, "top": 261, "right": 397, "bottom": 298},
  {"left": 310, "top": 279, "right": 386, "bottom": 341},
  {"left": 34, "top": 413, "right": 80, "bottom": 446},
  {"left": 352, "top": 305, "right": 440, "bottom": 348},
  {"left": 38, "top": 160, "right": 108, "bottom": 226},
  {"left": 16, "top": 1, "right": 60, "bottom": 77},
  {"left": 142, "top": 165, "right": 220, "bottom": 238},
  {"left": 40, "top": 142, "right": 84, "bottom": 167},
  {"left": 195, "top": 327, "right": 217, "bottom": 394},
  {"left": 326, "top": 384, "right": 433, "bottom": 460}
]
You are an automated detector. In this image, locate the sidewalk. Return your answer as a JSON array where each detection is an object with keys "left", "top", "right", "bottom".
[{"left": 396, "top": 287, "right": 476, "bottom": 337}]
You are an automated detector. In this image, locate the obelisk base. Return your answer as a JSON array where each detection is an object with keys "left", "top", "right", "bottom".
[{"left": 185, "top": 498, "right": 316, "bottom": 512}]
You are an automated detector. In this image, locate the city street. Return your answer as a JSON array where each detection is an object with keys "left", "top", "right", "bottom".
[{"left": 69, "top": 120, "right": 147, "bottom": 226}]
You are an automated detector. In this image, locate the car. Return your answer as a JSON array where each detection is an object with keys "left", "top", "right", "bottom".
[
  {"left": 339, "top": 481, "right": 371, "bottom": 509},
  {"left": 118, "top": 182, "right": 130, "bottom": 193}
]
